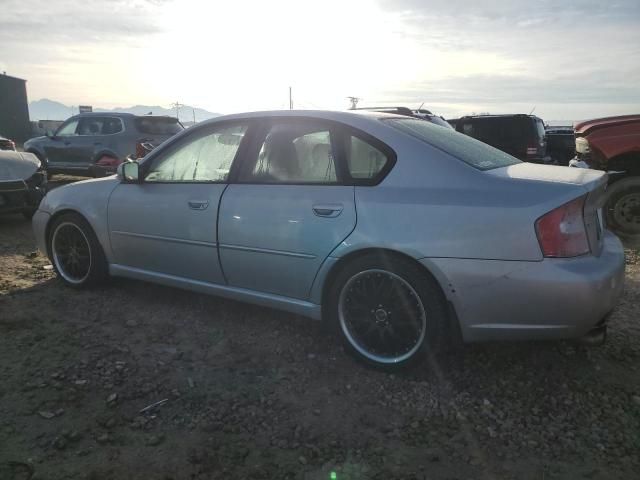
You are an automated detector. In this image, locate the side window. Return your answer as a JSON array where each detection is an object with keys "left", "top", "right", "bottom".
[
  {"left": 145, "top": 124, "right": 247, "bottom": 183},
  {"left": 462, "top": 121, "right": 475, "bottom": 136},
  {"left": 346, "top": 135, "right": 389, "bottom": 180},
  {"left": 56, "top": 119, "right": 79, "bottom": 136},
  {"left": 78, "top": 117, "right": 105, "bottom": 136},
  {"left": 102, "top": 117, "right": 123, "bottom": 135},
  {"left": 241, "top": 122, "right": 337, "bottom": 183}
]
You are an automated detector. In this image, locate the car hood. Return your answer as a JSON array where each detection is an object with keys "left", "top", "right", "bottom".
[
  {"left": 488, "top": 162, "right": 606, "bottom": 190},
  {"left": 574, "top": 115, "right": 640, "bottom": 136},
  {"left": 0, "top": 151, "right": 41, "bottom": 181}
]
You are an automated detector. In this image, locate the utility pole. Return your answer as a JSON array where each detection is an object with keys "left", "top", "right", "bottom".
[
  {"left": 171, "top": 101, "right": 184, "bottom": 121},
  {"left": 346, "top": 96, "right": 361, "bottom": 110},
  {"left": 289, "top": 87, "right": 293, "bottom": 110},
  {"left": 192, "top": 108, "right": 196, "bottom": 124}
]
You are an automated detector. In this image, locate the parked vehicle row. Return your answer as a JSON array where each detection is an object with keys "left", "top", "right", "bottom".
[
  {"left": 23, "top": 113, "right": 184, "bottom": 178},
  {"left": 31, "top": 110, "right": 625, "bottom": 369}
]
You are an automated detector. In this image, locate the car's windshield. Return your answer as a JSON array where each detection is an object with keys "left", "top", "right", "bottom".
[
  {"left": 385, "top": 117, "right": 521, "bottom": 170},
  {"left": 135, "top": 117, "right": 184, "bottom": 135}
]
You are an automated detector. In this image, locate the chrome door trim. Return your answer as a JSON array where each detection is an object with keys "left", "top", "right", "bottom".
[
  {"left": 218, "top": 243, "right": 317, "bottom": 259},
  {"left": 111, "top": 230, "right": 217, "bottom": 248},
  {"left": 109, "top": 263, "right": 323, "bottom": 320}
]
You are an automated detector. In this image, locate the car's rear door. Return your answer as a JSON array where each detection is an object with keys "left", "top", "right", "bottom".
[
  {"left": 217, "top": 118, "right": 357, "bottom": 300},
  {"left": 107, "top": 120, "right": 252, "bottom": 283}
]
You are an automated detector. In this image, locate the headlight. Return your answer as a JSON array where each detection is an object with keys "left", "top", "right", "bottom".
[
  {"left": 25, "top": 171, "right": 46, "bottom": 188},
  {"left": 575, "top": 137, "right": 590, "bottom": 155}
]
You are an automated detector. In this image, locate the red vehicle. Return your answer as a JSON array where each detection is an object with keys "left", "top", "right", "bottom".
[{"left": 573, "top": 114, "right": 640, "bottom": 237}]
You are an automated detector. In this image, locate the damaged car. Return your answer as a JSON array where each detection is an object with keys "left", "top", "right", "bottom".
[
  {"left": 0, "top": 151, "right": 47, "bottom": 218},
  {"left": 570, "top": 114, "right": 640, "bottom": 237}
]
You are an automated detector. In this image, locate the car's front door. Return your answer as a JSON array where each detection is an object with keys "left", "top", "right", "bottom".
[
  {"left": 44, "top": 118, "right": 80, "bottom": 167},
  {"left": 218, "top": 118, "right": 358, "bottom": 300},
  {"left": 107, "top": 121, "right": 251, "bottom": 283}
]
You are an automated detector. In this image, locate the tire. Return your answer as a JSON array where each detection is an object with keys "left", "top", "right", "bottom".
[
  {"left": 48, "top": 213, "right": 108, "bottom": 288},
  {"left": 326, "top": 252, "right": 449, "bottom": 370},
  {"left": 605, "top": 177, "right": 640, "bottom": 238}
]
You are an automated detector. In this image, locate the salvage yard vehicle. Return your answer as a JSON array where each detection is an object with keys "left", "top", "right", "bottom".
[
  {"left": 454, "top": 114, "right": 549, "bottom": 163},
  {"left": 571, "top": 115, "right": 640, "bottom": 238},
  {"left": 23, "top": 113, "right": 184, "bottom": 178},
  {"left": 352, "top": 106, "right": 454, "bottom": 129},
  {"left": 0, "top": 151, "right": 47, "bottom": 218},
  {"left": 32, "top": 110, "right": 624, "bottom": 369},
  {"left": 545, "top": 126, "right": 575, "bottom": 166},
  {"left": 0, "top": 135, "right": 17, "bottom": 151}
]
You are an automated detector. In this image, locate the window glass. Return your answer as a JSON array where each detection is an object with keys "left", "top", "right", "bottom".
[
  {"left": 145, "top": 124, "right": 247, "bottom": 182},
  {"left": 77, "top": 117, "right": 123, "bottom": 135},
  {"left": 135, "top": 117, "right": 183, "bottom": 135},
  {"left": 347, "top": 136, "right": 389, "bottom": 179},
  {"left": 386, "top": 118, "right": 521, "bottom": 171},
  {"left": 242, "top": 123, "right": 337, "bottom": 183},
  {"left": 56, "top": 119, "right": 79, "bottom": 136}
]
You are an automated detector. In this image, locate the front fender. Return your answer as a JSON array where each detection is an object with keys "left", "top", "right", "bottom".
[{"left": 38, "top": 176, "right": 120, "bottom": 261}]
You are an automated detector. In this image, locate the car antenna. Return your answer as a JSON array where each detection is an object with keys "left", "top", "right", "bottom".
[
  {"left": 529, "top": 106, "right": 536, "bottom": 115},
  {"left": 417, "top": 102, "right": 425, "bottom": 111}
]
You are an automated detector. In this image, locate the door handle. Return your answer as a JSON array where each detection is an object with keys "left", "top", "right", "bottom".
[
  {"left": 188, "top": 200, "right": 209, "bottom": 210},
  {"left": 312, "top": 204, "right": 343, "bottom": 218}
]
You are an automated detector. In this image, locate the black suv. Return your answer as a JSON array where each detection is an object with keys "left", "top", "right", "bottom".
[
  {"left": 24, "top": 113, "right": 183, "bottom": 177},
  {"left": 453, "top": 114, "right": 549, "bottom": 163},
  {"left": 545, "top": 127, "right": 575, "bottom": 166}
]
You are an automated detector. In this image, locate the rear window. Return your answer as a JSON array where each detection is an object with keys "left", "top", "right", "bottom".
[
  {"left": 135, "top": 117, "right": 184, "bottom": 135},
  {"left": 535, "top": 118, "right": 546, "bottom": 140},
  {"left": 385, "top": 118, "right": 521, "bottom": 171}
]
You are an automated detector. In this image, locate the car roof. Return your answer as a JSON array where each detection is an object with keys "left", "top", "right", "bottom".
[
  {"left": 71, "top": 112, "right": 176, "bottom": 119},
  {"left": 458, "top": 114, "right": 541, "bottom": 121},
  {"left": 196, "top": 109, "right": 405, "bottom": 127}
]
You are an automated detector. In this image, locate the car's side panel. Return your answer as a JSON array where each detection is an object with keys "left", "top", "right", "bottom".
[
  {"left": 218, "top": 185, "right": 356, "bottom": 300},
  {"left": 107, "top": 182, "right": 226, "bottom": 284}
]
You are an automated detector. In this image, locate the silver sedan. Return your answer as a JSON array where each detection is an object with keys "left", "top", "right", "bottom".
[{"left": 32, "top": 110, "right": 625, "bottom": 368}]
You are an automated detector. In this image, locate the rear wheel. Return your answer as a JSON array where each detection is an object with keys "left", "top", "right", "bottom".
[
  {"left": 326, "top": 253, "right": 448, "bottom": 369},
  {"left": 605, "top": 178, "right": 640, "bottom": 237},
  {"left": 48, "top": 213, "right": 108, "bottom": 287}
]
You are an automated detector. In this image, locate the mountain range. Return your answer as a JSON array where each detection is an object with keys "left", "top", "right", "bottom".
[{"left": 29, "top": 99, "right": 221, "bottom": 123}]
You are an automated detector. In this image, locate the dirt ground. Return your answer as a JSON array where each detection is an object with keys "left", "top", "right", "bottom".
[{"left": 1, "top": 185, "right": 640, "bottom": 479}]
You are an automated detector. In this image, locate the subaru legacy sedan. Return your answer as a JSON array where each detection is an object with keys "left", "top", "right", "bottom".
[{"left": 32, "top": 110, "right": 624, "bottom": 368}]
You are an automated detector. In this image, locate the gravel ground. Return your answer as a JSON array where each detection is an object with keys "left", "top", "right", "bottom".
[{"left": 1, "top": 191, "right": 639, "bottom": 479}]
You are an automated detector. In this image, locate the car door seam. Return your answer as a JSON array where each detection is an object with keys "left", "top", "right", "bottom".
[{"left": 216, "top": 183, "right": 231, "bottom": 284}]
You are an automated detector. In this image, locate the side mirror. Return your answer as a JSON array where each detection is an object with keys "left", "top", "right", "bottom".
[
  {"left": 118, "top": 161, "right": 141, "bottom": 183},
  {"left": 46, "top": 131, "right": 56, "bottom": 139}
]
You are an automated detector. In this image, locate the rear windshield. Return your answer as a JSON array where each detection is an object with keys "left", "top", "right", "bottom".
[
  {"left": 135, "top": 117, "right": 184, "bottom": 135},
  {"left": 385, "top": 118, "right": 521, "bottom": 171}
]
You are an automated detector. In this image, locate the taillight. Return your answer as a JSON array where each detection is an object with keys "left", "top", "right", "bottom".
[{"left": 535, "top": 195, "right": 589, "bottom": 258}]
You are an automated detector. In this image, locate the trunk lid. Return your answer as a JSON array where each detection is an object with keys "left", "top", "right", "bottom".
[{"left": 488, "top": 162, "right": 608, "bottom": 256}]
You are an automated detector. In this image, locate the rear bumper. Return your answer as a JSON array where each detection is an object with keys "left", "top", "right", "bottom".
[
  {"left": 32, "top": 209, "right": 51, "bottom": 256},
  {"left": 425, "top": 231, "right": 625, "bottom": 342}
]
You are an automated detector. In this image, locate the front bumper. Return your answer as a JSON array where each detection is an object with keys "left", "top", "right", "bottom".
[
  {"left": 425, "top": 231, "right": 625, "bottom": 342},
  {"left": 32, "top": 209, "right": 51, "bottom": 256},
  {"left": 0, "top": 180, "right": 46, "bottom": 214}
]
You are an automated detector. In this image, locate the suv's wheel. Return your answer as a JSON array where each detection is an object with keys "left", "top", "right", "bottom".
[
  {"left": 326, "top": 253, "right": 448, "bottom": 369},
  {"left": 605, "top": 177, "right": 640, "bottom": 237},
  {"left": 48, "top": 213, "right": 108, "bottom": 287}
]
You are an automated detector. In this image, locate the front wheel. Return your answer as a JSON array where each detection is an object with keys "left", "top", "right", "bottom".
[
  {"left": 48, "top": 213, "right": 108, "bottom": 287},
  {"left": 326, "top": 253, "right": 448, "bottom": 369}
]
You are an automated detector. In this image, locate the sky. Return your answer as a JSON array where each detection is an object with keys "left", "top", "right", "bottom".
[{"left": 1, "top": 0, "right": 639, "bottom": 121}]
